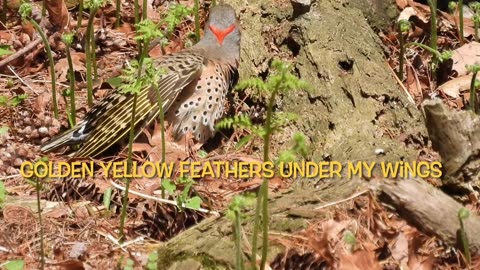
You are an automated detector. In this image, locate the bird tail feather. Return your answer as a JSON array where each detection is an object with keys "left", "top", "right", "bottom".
[{"left": 40, "top": 128, "right": 79, "bottom": 153}]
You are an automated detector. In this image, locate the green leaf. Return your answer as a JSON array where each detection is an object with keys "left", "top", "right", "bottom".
[
  {"left": 4, "top": 260, "right": 25, "bottom": 270},
  {"left": 135, "top": 19, "right": 164, "bottom": 42},
  {"left": 0, "top": 95, "right": 8, "bottom": 106},
  {"left": 0, "top": 126, "right": 8, "bottom": 135},
  {"left": 147, "top": 251, "right": 159, "bottom": 270},
  {"left": 0, "top": 180, "right": 5, "bottom": 209},
  {"left": 148, "top": 251, "right": 159, "bottom": 261},
  {"left": 163, "top": 4, "right": 192, "bottom": 34},
  {"left": 103, "top": 187, "right": 112, "bottom": 210},
  {"left": 185, "top": 196, "right": 202, "bottom": 210},
  {"left": 161, "top": 179, "right": 176, "bottom": 193},
  {"left": 458, "top": 207, "right": 470, "bottom": 220},
  {"left": 84, "top": 0, "right": 106, "bottom": 10},
  {"left": 0, "top": 47, "right": 13, "bottom": 56},
  {"left": 146, "top": 262, "right": 157, "bottom": 270},
  {"left": 343, "top": 230, "right": 356, "bottom": 246},
  {"left": 123, "top": 258, "right": 134, "bottom": 270},
  {"left": 180, "top": 183, "right": 191, "bottom": 200},
  {"left": 277, "top": 150, "right": 295, "bottom": 163},
  {"left": 235, "top": 134, "right": 253, "bottom": 149},
  {"left": 197, "top": 150, "right": 208, "bottom": 158},
  {"left": 177, "top": 176, "right": 194, "bottom": 185},
  {"left": 19, "top": 3, "right": 33, "bottom": 19},
  {"left": 11, "top": 94, "right": 28, "bottom": 107},
  {"left": 61, "top": 33, "right": 74, "bottom": 45},
  {"left": 398, "top": 19, "right": 410, "bottom": 33}
]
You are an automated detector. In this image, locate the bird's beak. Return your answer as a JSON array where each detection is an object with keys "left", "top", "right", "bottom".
[{"left": 208, "top": 24, "right": 236, "bottom": 45}]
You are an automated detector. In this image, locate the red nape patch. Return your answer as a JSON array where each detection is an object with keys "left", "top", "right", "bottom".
[{"left": 208, "top": 24, "right": 236, "bottom": 45}]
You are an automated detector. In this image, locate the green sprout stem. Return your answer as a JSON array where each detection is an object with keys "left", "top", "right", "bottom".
[
  {"left": 77, "top": 0, "right": 84, "bottom": 29},
  {"left": 474, "top": 16, "right": 479, "bottom": 42},
  {"left": 469, "top": 70, "right": 479, "bottom": 113},
  {"left": 115, "top": 0, "right": 121, "bottom": 27},
  {"left": 458, "top": 208, "right": 471, "bottom": 264},
  {"left": 194, "top": 0, "right": 200, "bottom": 42},
  {"left": 65, "top": 44, "right": 76, "bottom": 127},
  {"left": 35, "top": 176, "right": 45, "bottom": 270},
  {"left": 261, "top": 77, "right": 283, "bottom": 270},
  {"left": 459, "top": 0, "right": 465, "bottom": 44},
  {"left": 91, "top": 30, "right": 98, "bottom": 79},
  {"left": 118, "top": 40, "right": 150, "bottom": 241},
  {"left": 118, "top": 92, "right": 138, "bottom": 242},
  {"left": 426, "top": 0, "right": 438, "bottom": 69},
  {"left": 42, "top": 0, "right": 46, "bottom": 16},
  {"left": 234, "top": 210, "right": 245, "bottom": 270},
  {"left": 85, "top": 7, "right": 98, "bottom": 106},
  {"left": 405, "top": 42, "right": 442, "bottom": 61},
  {"left": 398, "top": 24, "right": 406, "bottom": 81},
  {"left": 148, "top": 31, "right": 167, "bottom": 197},
  {"left": 251, "top": 73, "right": 285, "bottom": 270},
  {"left": 29, "top": 19, "right": 59, "bottom": 118},
  {"left": 142, "top": 0, "right": 147, "bottom": 20},
  {"left": 154, "top": 79, "right": 167, "bottom": 199},
  {"left": 1, "top": 0, "right": 7, "bottom": 23},
  {"left": 134, "top": 0, "right": 139, "bottom": 24}
]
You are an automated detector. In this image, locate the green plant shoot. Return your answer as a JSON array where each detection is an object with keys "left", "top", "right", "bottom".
[{"left": 19, "top": 3, "right": 59, "bottom": 119}]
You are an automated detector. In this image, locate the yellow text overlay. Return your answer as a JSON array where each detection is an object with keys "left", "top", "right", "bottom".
[{"left": 19, "top": 160, "right": 442, "bottom": 179}]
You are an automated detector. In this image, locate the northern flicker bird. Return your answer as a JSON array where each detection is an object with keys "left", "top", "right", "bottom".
[{"left": 41, "top": 3, "right": 240, "bottom": 157}]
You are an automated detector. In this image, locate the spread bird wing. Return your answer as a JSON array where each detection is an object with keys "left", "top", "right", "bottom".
[{"left": 41, "top": 50, "right": 205, "bottom": 158}]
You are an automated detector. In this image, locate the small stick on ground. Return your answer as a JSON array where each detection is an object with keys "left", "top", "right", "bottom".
[{"left": 0, "top": 38, "right": 43, "bottom": 68}]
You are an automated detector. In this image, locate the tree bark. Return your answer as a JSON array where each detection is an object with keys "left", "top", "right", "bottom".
[{"left": 157, "top": 0, "right": 427, "bottom": 268}]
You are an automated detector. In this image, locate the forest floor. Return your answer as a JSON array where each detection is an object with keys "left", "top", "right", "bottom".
[{"left": 1, "top": 0, "right": 480, "bottom": 269}]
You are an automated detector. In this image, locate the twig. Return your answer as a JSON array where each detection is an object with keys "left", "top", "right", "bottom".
[
  {"left": 314, "top": 189, "right": 368, "bottom": 210},
  {"left": 388, "top": 63, "right": 415, "bottom": 104},
  {"left": 0, "top": 174, "right": 21, "bottom": 181},
  {"left": 0, "top": 38, "right": 43, "bottom": 68},
  {"left": 110, "top": 180, "right": 217, "bottom": 214},
  {"left": 0, "top": 74, "right": 69, "bottom": 88},
  {"left": 95, "top": 231, "right": 128, "bottom": 252},
  {"left": 7, "top": 65, "right": 40, "bottom": 95},
  {"left": 112, "top": 236, "right": 145, "bottom": 250}
]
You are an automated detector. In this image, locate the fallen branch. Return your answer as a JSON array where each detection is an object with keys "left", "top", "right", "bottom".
[
  {"left": 0, "top": 38, "right": 43, "bottom": 68},
  {"left": 372, "top": 178, "right": 480, "bottom": 254}
]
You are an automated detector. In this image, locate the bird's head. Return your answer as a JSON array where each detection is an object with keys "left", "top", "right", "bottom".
[{"left": 197, "top": 4, "right": 241, "bottom": 62}]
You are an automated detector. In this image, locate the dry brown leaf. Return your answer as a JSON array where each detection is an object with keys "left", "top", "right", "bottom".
[
  {"left": 117, "top": 23, "right": 134, "bottom": 34},
  {"left": 452, "top": 42, "right": 480, "bottom": 76},
  {"left": 132, "top": 121, "right": 189, "bottom": 164},
  {"left": 396, "top": 0, "right": 408, "bottom": 9},
  {"left": 407, "top": 254, "right": 435, "bottom": 270},
  {"left": 145, "top": 0, "right": 160, "bottom": 21},
  {"left": 33, "top": 92, "right": 51, "bottom": 115},
  {"left": 338, "top": 250, "right": 382, "bottom": 270},
  {"left": 391, "top": 232, "right": 409, "bottom": 268},
  {"left": 307, "top": 220, "right": 350, "bottom": 264},
  {"left": 45, "top": 0, "right": 69, "bottom": 29},
  {"left": 406, "top": 66, "right": 422, "bottom": 99},
  {"left": 308, "top": 232, "right": 334, "bottom": 265},
  {"left": 398, "top": 7, "right": 427, "bottom": 23},
  {"left": 54, "top": 51, "right": 86, "bottom": 82},
  {"left": 54, "top": 259, "right": 85, "bottom": 270},
  {"left": 438, "top": 9, "right": 476, "bottom": 38},
  {"left": 406, "top": 0, "right": 430, "bottom": 23},
  {"left": 148, "top": 44, "right": 164, "bottom": 58},
  {"left": 437, "top": 75, "right": 473, "bottom": 98}
]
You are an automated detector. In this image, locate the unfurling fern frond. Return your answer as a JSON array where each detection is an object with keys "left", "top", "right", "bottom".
[{"left": 216, "top": 114, "right": 253, "bottom": 130}]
